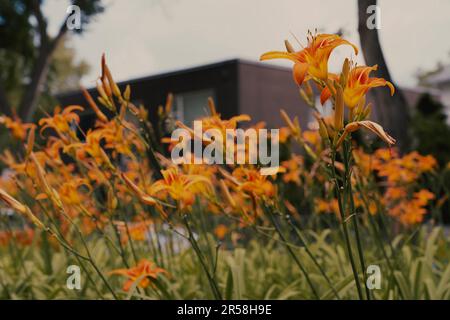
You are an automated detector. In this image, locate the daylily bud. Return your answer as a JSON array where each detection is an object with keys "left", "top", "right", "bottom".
[
  {"left": 30, "top": 152, "right": 52, "bottom": 196},
  {"left": 304, "top": 81, "right": 314, "bottom": 99},
  {"left": 280, "top": 109, "right": 301, "bottom": 136},
  {"left": 361, "top": 103, "right": 372, "bottom": 120},
  {"left": 119, "top": 103, "right": 127, "bottom": 121},
  {"left": 104, "top": 62, "right": 121, "bottom": 98},
  {"left": 124, "top": 85, "right": 131, "bottom": 101},
  {"left": 340, "top": 58, "right": 350, "bottom": 87},
  {"left": 284, "top": 40, "right": 295, "bottom": 53},
  {"left": 0, "top": 189, "right": 45, "bottom": 229},
  {"left": 121, "top": 173, "right": 157, "bottom": 206},
  {"left": 107, "top": 187, "right": 118, "bottom": 210},
  {"left": 0, "top": 189, "right": 27, "bottom": 214},
  {"left": 293, "top": 117, "right": 301, "bottom": 135},
  {"left": 82, "top": 86, "right": 108, "bottom": 123},
  {"left": 24, "top": 207, "right": 45, "bottom": 229},
  {"left": 96, "top": 82, "right": 110, "bottom": 109},
  {"left": 98, "top": 96, "right": 114, "bottom": 112},
  {"left": 314, "top": 113, "right": 329, "bottom": 142},
  {"left": 208, "top": 97, "right": 217, "bottom": 116},
  {"left": 355, "top": 96, "right": 366, "bottom": 116},
  {"left": 30, "top": 153, "right": 64, "bottom": 210},
  {"left": 101, "top": 78, "right": 112, "bottom": 98},
  {"left": 299, "top": 88, "right": 313, "bottom": 106},
  {"left": 101, "top": 53, "right": 106, "bottom": 81},
  {"left": 26, "top": 127, "right": 35, "bottom": 158},
  {"left": 334, "top": 83, "right": 344, "bottom": 131},
  {"left": 165, "top": 93, "right": 173, "bottom": 113}
]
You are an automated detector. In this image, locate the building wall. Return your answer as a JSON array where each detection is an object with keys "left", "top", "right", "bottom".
[
  {"left": 237, "top": 62, "right": 312, "bottom": 130},
  {"left": 56, "top": 60, "right": 240, "bottom": 130}
]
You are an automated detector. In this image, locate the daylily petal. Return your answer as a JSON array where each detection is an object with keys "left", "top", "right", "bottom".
[
  {"left": 293, "top": 62, "right": 309, "bottom": 86},
  {"left": 260, "top": 51, "right": 298, "bottom": 63}
]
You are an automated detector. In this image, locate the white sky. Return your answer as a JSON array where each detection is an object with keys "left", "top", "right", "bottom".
[{"left": 44, "top": 0, "right": 450, "bottom": 88}]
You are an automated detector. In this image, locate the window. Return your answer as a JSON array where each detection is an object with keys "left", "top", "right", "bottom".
[{"left": 173, "top": 89, "right": 215, "bottom": 125}]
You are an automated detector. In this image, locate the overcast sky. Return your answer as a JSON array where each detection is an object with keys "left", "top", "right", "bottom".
[{"left": 44, "top": 0, "right": 450, "bottom": 88}]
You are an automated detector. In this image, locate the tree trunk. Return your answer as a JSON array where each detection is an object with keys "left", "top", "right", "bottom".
[
  {"left": 17, "top": 46, "right": 53, "bottom": 121},
  {"left": 17, "top": 22, "right": 67, "bottom": 122},
  {"left": 357, "top": 0, "right": 410, "bottom": 152},
  {"left": 0, "top": 83, "right": 13, "bottom": 117}
]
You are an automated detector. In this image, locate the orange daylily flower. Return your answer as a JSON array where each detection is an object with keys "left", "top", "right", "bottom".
[
  {"left": 281, "top": 155, "right": 303, "bottom": 185},
  {"left": 0, "top": 227, "right": 35, "bottom": 247},
  {"left": 114, "top": 220, "right": 153, "bottom": 244},
  {"left": 43, "top": 137, "right": 65, "bottom": 166},
  {"left": 214, "top": 224, "right": 228, "bottom": 240},
  {"left": 278, "top": 127, "right": 291, "bottom": 144},
  {"left": 39, "top": 105, "right": 84, "bottom": 142},
  {"left": 0, "top": 116, "right": 35, "bottom": 141},
  {"left": 373, "top": 148, "right": 437, "bottom": 184},
  {"left": 260, "top": 33, "right": 358, "bottom": 85},
  {"left": 315, "top": 198, "right": 340, "bottom": 218},
  {"left": 390, "top": 191, "right": 433, "bottom": 225},
  {"left": 95, "top": 119, "right": 144, "bottom": 157},
  {"left": 414, "top": 189, "right": 435, "bottom": 206},
  {"left": 201, "top": 98, "right": 250, "bottom": 133},
  {"left": 385, "top": 187, "right": 407, "bottom": 200},
  {"left": 151, "top": 166, "right": 213, "bottom": 209},
  {"left": 58, "top": 178, "right": 91, "bottom": 206},
  {"left": 64, "top": 129, "right": 111, "bottom": 166},
  {"left": 320, "top": 65, "right": 395, "bottom": 108},
  {"left": 231, "top": 167, "right": 276, "bottom": 199},
  {"left": 109, "top": 259, "right": 167, "bottom": 292},
  {"left": 175, "top": 98, "right": 251, "bottom": 149}
]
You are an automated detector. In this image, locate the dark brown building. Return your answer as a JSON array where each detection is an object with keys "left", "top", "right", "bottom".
[
  {"left": 57, "top": 58, "right": 437, "bottom": 135},
  {"left": 56, "top": 59, "right": 313, "bottom": 130}
]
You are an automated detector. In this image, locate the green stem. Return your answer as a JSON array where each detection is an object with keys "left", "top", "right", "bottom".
[
  {"left": 182, "top": 215, "right": 222, "bottom": 300},
  {"left": 263, "top": 205, "right": 320, "bottom": 299},
  {"left": 355, "top": 178, "right": 405, "bottom": 299},
  {"left": 343, "top": 140, "right": 371, "bottom": 300},
  {"left": 331, "top": 146, "right": 364, "bottom": 300},
  {"left": 284, "top": 215, "right": 341, "bottom": 299}
]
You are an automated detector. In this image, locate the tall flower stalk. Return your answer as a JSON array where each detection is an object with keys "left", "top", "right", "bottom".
[{"left": 263, "top": 32, "right": 396, "bottom": 299}]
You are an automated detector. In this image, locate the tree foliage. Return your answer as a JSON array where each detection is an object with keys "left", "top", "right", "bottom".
[
  {"left": 412, "top": 94, "right": 450, "bottom": 166},
  {"left": 0, "top": 0, "right": 104, "bottom": 120}
]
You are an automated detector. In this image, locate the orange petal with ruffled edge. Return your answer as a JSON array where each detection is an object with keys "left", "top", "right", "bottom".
[{"left": 293, "top": 63, "right": 309, "bottom": 86}]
